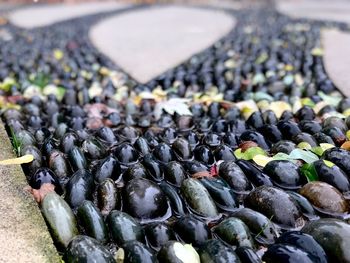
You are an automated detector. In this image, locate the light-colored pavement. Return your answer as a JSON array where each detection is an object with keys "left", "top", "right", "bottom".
[
  {"left": 277, "top": 0, "right": 350, "bottom": 98},
  {"left": 0, "top": 121, "right": 60, "bottom": 263},
  {"left": 277, "top": 0, "right": 350, "bottom": 24},
  {"left": 90, "top": 6, "right": 235, "bottom": 83},
  {"left": 8, "top": 1, "right": 131, "bottom": 28},
  {"left": 322, "top": 29, "right": 350, "bottom": 97}
]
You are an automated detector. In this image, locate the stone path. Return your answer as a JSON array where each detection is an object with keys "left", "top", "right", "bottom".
[
  {"left": 1, "top": 2, "right": 350, "bottom": 261},
  {"left": 8, "top": 1, "right": 130, "bottom": 28},
  {"left": 322, "top": 29, "right": 350, "bottom": 97},
  {"left": 0, "top": 122, "right": 60, "bottom": 263},
  {"left": 90, "top": 6, "right": 235, "bottom": 83},
  {"left": 277, "top": 0, "right": 350, "bottom": 24}
]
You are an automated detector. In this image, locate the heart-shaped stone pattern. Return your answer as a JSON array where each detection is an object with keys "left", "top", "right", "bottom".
[{"left": 90, "top": 6, "right": 235, "bottom": 83}]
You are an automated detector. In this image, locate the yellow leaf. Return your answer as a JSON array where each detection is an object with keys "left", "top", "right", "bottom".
[
  {"left": 53, "top": 49, "right": 64, "bottom": 60},
  {"left": 295, "top": 74, "right": 304, "bottom": 86},
  {"left": 269, "top": 101, "right": 292, "bottom": 118},
  {"left": 257, "top": 100, "right": 270, "bottom": 111},
  {"left": 0, "top": 154, "right": 34, "bottom": 165},
  {"left": 224, "top": 59, "right": 236, "bottom": 69},
  {"left": 323, "top": 160, "right": 335, "bottom": 168},
  {"left": 293, "top": 98, "right": 302, "bottom": 113},
  {"left": 99, "top": 67, "right": 110, "bottom": 76},
  {"left": 235, "top": 100, "right": 259, "bottom": 119},
  {"left": 152, "top": 87, "right": 167, "bottom": 100},
  {"left": 311, "top": 47, "right": 324, "bottom": 56},
  {"left": 297, "top": 142, "right": 312, "bottom": 150},
  {"left": 253, "top": 154, "right": 273, "bottom": 167},
  {"left": 241, "top": 106, "right": 255, "bottom": 120},
  {"left": 346, "top": 131, "right": 350, "bottom": 140},
  {"left": 319, "top": 143, "right": 335, "bottom": 151},
  {"left": 344, "top": 109, "right": 350, "bottom": 117},
  {"left": 115, "top": 248, "right": 125, "bottom": 263},
  {"left": 284, "top": 64, "right": 294, "bottom": 71}
]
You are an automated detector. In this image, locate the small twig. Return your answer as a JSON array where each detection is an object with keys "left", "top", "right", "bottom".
[{"left": 255, "top": 215, "right": 274, "bottom": 239}]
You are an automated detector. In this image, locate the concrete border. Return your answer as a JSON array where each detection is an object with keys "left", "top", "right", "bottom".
[{"left": 0, "top": 121, "right": 60, "bottom": 263}]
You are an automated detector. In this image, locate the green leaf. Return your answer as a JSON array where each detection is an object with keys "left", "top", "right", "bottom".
[
  {"left": 301, "top": 98, "right": 315, "bottom": 108},
  {"left": 0, "top": 77, "right": 16, "bottom": 92},
  {"left": 235, "top": 147, "right": 267, "bottom": 160},
  {"left": 300, "top": 163, "right": 318, "bottom": 182},
  {"left": 289, "top": 149, "right": 319, "bottom": 163},
  {"left": 318, "top": 91, "right": 342, "bottom": 107},
  {"left": 253, "top": 92, "right": 274, "bottom": 102},
  {"left": 234, "top": 148, "right": 243, "bottom": 159},
  {"left": 272, "top": 152, "right": 293, "bottom": 161},
  {"left": 311, "top": 146, "right": 324, "bottom": 156},
  {"left": 29, "top": 72, "right": 51, "bottom": 89},
  {"left": 311, "top": 143, "right": 335, "bottom": 156},
  {"left": 323, "top": 160, "right": 335, "bottom": 168},
  {"left": 255, "top": 52, "right": 268, "bottom": 64},
  {"left": 56, "top": 87, "right": 66, "bottom": 101}
]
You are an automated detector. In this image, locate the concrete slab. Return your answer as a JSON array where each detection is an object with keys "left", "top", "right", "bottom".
[
  {"left": 277, "top": 0, "right": 350, "bottom": 24},
  {"left": 0, "top": 121, "right": 60, "bottom": 262},
  {"left": 90, "top": 6, "right": 235, "bottom": 83},
  {"left": 8, "top": 1, "right": 131, "bottom": 29},
  {"left": 322, "top": 29, "right": 350, "bottom": 97}
]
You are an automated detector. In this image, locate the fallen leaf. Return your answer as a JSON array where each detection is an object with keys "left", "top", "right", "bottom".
[
  {"left": 235, "top": 147, "right": 267, "bottom": 160},
  {"left": 323, "top": 160, "right": 335, "bottom": 168},
  {"left": 239, "top": 141, "right": 259, "bottom": 152},
  {"left": 341, "top": 141, "right": 350, "bottom": 151},
  {"left": 311, "top": 143, "right": 335, "bottom": 156},
  {"left": 297, "top": 142, "right": 312, "bottom": 150},
  {"left": 269, "top": 101, "right": 292, "bottom": 118},
  {"left": 53, "top": 49, "right": 64, "bottom": 60},
  {"left": 192, "top": 171, "right": 211, "bottom": 179},
  {"left": 253, "top": 152, "right": 293, "bottom": 167},
  {"left": 115, "top": 248, "right": 125, "bottom": 263},
  {"left": 28, "top": 183, "right": 55, "bottom": 203},
  {"left": 300, "top": 163, "right": 318, "bottom": 182},
  {"left": 154, "top": 98, "right": 192, "bottom": 120},
  {"left": 253, "top": 154, "right": 273, "bottom": 167},
  {"left": 289, "top": 149, "right": 319, "bottom": 163},
  {"left": 311, "top": 47, "right": 324, "bottom": 56},
  {"left": 318, "top": 91, "right": 342, "bottom": 107},
  {"left": 0, "top": 154, "right": 34, "bottom": 165}
]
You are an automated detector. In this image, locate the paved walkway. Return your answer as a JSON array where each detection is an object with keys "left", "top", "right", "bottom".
[
  {"left": 90, "top": 6, "right": 235, "bottom": 83},
  {"left": 322, "top": 29, "right": 350, "bottom": 97},
  {"left": 8, "top": 1, "right": 130, "bottom": 28},
  {"left": 277, "top": 0, "right": 350, "bottom": 97},
  {"left": 277, "top": 0, "right": 350, "bottom": 24}
]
